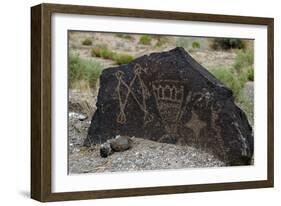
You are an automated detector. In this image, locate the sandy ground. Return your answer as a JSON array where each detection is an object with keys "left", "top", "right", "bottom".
[{"left": 69, "top": 31, "right": 237, "bottom": 70}]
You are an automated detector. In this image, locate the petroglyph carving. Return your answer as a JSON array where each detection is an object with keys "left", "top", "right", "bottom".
[
  {"left": 192, "top": 88, "right": 214, "bottom": 109},
  {"left": 116, "top": 64, "right": 153, "bottom": 124},
  {"left": 87, "top": 48, "right": 254, "bottom": 165},
  {"left": 152, "top": 80, "right": 191, "bottom": 135},
  {"left": 185, "top": 110, "right": 207, "bottom": 142},
  {"left": 210, "top": 104, "right": 225, "bottom": 160},
  {"left": 152, "top": 80, "right": 184, "bottom": 104}
]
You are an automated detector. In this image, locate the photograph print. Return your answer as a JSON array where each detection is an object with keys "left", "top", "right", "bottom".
[{"left": 68, "top": 31, "right": 254, "bottom": 174}]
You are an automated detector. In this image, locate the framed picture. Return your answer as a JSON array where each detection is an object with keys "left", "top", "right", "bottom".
[{"left": 31, "top": 3, "right": 274, "bottom": 202}]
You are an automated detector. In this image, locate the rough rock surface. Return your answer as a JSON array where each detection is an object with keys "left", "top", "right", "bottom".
[
  {"left": 110, "top": 135, "right": 132, "bottom": 152},
  {"left": 100, "top": 135, "right": 132, "bottom": 158},
  {"left": 85, "top": 47, "right": 253, "bottom": 166}
]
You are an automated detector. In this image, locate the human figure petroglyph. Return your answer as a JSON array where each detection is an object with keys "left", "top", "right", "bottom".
[
  {"left": 185, "top": 110, "right": 207, "bottom": 143},
  {"left": 116, "top": 64, "right": 153, "bottom": 125}
]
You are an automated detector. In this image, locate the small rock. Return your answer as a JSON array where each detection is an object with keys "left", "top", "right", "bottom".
[
  {"left": 78, "top": 114, "right": 88, "bottom": 121},
  {"left": 100, "top": 142, "right": 113, "bottom": 158},
  {"left": 110, "top": 135, "right": 132, "bottom": 152}
]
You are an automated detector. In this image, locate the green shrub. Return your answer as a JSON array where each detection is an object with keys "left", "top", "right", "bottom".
[
  {"left": 139, "top": 35, "right": 152, "bottom": 45},
  {"left": 91, "top": 47, "right": 114, "bottom": 59},
  {"left": 81, "top": 38, "right": 93, "bottom": 46},
  {"left": 113, "top": 53, "right": 134, "bottom": 65},
  {"left": 236, "top": 90, "right": 254, "bottom": 125},
  {"left": 91, "top": 47, "right": 134, "bottom": 65},
  {"left": 211, "top": 49, "right": 254, "bottom": 89},
  {"left": 247, "top": 66, "right": 254, "bottom": 81},
  {"left": 211, "top": 49, "right": 254, "bottom": 125},
  {"left": 233, "top": 50, "right": 254, "bottom": 73},
  {"left": 210, "top": 38, "right": 246, "bottom": 50},
  {"left": 91, "top": 47, "right": 102, "bottom": 57},
  {"left": 233, "top": 49, "right": 254, "bottom": 82},
  {"left": 211, "top": 67, "right": 252, "bottom": 123},
  {"left": 211, "top": 67, "right": 243, "bottom": 98},
  {"left": 100, "top": 48, "right": 115, "bottom": 59},
  {"left": 210, "top": 60, "right": 253, "bottom": 124},
  {"left": 192, "top": 41, "right": 200, "bottom": 49},
  {"left": 69, "top": 52, "right": 103, "bottom": 89}
]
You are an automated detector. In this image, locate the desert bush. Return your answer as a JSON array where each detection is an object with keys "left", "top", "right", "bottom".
[
  {"left": 81, "top": 38, "right": 93, "bottom": 46},
  {"left": 210, "top": 49, "right": 254, "bottom": 123},
  {"left": 210, "top": 38, "right": 246, "bottom": 50},
  {"left": 91, "top": 47, "right": 134, "bottom": 65},
  {"left": 211, "top": 67, "right": 243, "bottom": 98},
  {"left": 247, "top": 66, "right": 254, "bottom": 81},
  {"left": 192, "top": 41, "right": 200, "bottom": 49},
  {"left": 139, "top": 35, "right": 152, "bottom": 45},
  {"left": 100, "top": 48, "right": 115, "bottom": 59},
  {"left": 236, "top": 89, "right": 254, "bottom": 125},
  {"left": 233, "top": 49, "right": 254, "bottom": 82},
  {"left": 211, "top": 65, "right": 251, "bottom": 100},
  {"left": 211, "top": 49, "right": 254, "bottom": 90},
  {"left": 91, "top": 47, "right": 114, "bottom": 59},
  {"left": 69, "top": 52, "right": 103, "bottom": 89},
  {"left": 233, "top": 49, "right": 254, "bottom": 73},
  {"left": 211, "top": 67, "right": 253, "bottom": 123},
  {"left": 113, "top": 53, "right": 134, "bottom": 65},
  {"left": 91, "top": 47, "right": 102, "bottom": 57}
]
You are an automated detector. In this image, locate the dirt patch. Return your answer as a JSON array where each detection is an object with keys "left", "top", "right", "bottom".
[
  {"left": 190, "top": 50, "right": 236, "bottom": 70},
  {"left": 69, "top": 32, "right": 236, "bottom": 70},
  {"left": 69, "top": 137, "right": 225, "bottom": 174}
]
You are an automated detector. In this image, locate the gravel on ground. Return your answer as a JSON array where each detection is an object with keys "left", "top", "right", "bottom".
[{"left": 68, "top": 108, "right": 225, "bottom": 174}]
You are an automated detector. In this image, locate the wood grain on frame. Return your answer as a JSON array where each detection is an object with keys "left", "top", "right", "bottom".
[{"left": 31, "top": 3, "right": 274, "bottom": 202}]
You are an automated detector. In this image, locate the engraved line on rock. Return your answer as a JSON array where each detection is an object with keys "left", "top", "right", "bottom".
[
  {"left": 152, "top": 80, "right": 190, "bottom": 135},
  {"left": 116, "top": 64, "right": 152, "bottom": 124},
  {"left": 185, "top": 110, "right": 207, "bottom": 143}
]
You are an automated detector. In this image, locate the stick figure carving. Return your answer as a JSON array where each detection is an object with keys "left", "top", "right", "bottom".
[{"left": 115, "top": 64, "right": 153, "bottom": 125}]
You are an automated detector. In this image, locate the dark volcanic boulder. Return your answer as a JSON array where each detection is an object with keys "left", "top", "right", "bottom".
[{"left": 85, "top": 47, "right": 253, "bottom": 166}]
